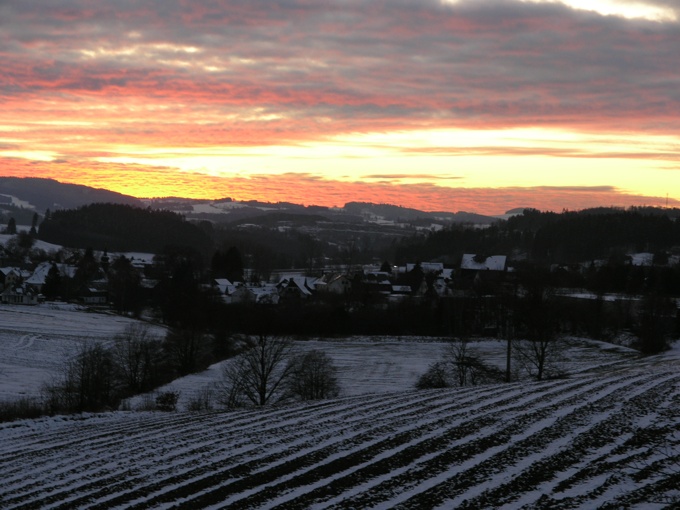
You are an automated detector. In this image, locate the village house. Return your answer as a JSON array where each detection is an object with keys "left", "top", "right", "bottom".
[
  {"left": 24, "top": 261, "right": 78, "bottom": 293},
  {"left": 0, "top": 267, "right": 23, "bottom": 291},
  {"left": 315, "top": 273, "right": 352, "bottom": 295},
  {"left": 1, "top": 285, "right": 39, "bottom": 305},
  {"left": 277, "top": 277, "right": 315, "bottom": 301}
]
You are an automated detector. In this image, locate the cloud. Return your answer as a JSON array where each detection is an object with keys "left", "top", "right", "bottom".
[
  {"left": 2, "top": 0, "right": 680, "bottom": 138},
  {"left": 361, "top": 174, "right": 463, "bottom": 181},
  {"left": 402, "top": 146, "right": 680, "bottom": 161},
  {"left": 1, "top": 0, "right": 680, "bottom": 211}
]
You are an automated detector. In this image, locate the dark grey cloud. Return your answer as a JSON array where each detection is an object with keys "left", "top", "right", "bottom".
[{"left": 1, "top": 0, "right": 679, "bottom": 136}]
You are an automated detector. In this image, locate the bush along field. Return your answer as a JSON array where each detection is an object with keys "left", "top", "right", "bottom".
[{"left": 1, "top": 359, "right": 679, "bottom": 509}]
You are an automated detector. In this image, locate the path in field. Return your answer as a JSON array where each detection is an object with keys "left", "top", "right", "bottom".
[{"left": 1, "top": 365, "right": 678, "bottom": 510}]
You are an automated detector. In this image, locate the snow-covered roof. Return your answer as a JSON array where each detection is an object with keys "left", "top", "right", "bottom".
[
  {"left": 460, "top": 254, "right": 507, "bottom": 271},
  {"left": 25, "top": 261, "right": 77, "bottom": 285},
  {"left": 279, "top": 277, "right": 313, "bottom": 296},
  {"left": 628, "top": 252, "right": 654, "bottom": 267},
  {"left": 214, "top": 278, "right": 236, "bottom": 295},
  {"left": 0, "top": 267, "right": 21, "bottom": 276}
]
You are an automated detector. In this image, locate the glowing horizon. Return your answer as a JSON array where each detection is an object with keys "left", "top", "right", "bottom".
[{"left": 2, "top": 0, "right": 680, "bottom": 216}]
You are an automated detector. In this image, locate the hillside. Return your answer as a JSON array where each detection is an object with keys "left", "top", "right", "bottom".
[
  {"left": 1, "top": 360, "right": 679, "bottom": 509},
  {"left": 0, "top": 177, "right": 142, "bottom": 212}
]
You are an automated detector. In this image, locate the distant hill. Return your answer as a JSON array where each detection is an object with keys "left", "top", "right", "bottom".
[
  {"left": 343, "top": 202, "right": 496, "bottom": 225},
  {"left": 0, "top": 177, "right": 500, "bottom": 226},
  {"left": 0, "top": 177, "right": 143, "bottom": 212}
]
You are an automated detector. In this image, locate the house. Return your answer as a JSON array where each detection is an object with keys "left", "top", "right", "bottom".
[
  {"left": 25, "top": 261, "right": 77, "bottom": 292},
  {"left": 1, "top": 285, "right": 39, "bottom": 305},
  {"left": 78, "top": 286, "right": 108, "bottom": 305},
  {"left": 459, "top": 254, "right": 508, "bottom": 293},
  {"left": 250, "top": 284, "right": 280, "bottom": 305},
  {"left": 316, "top": 273, "right": 352, "bottom": 295},
  {"left": 230, "top": 284, "right": 257, "bottom": 304},
  {"left": 277, "top": 277, "right": 314, "bottom": 300},
  {"left": 214, "top": 278, "right": 237, "bottom": 297},
  {"left": 0, "top": 267, "right": 22, "bottom": 291}
]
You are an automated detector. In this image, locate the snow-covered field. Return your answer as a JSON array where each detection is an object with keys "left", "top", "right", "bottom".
[
  {"left": 0, "top": 304, "right": 166, "bottom": 400},
  {"left": 1, "top": 304, "right": 679, "bottom": 508}
]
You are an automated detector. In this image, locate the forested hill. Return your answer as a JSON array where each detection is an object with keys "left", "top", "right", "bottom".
[
  {"left": 0, "top": 177, "right": 142, "bottom": 211},
  {"left": 38, "top": 204, "right": 213, "bottom": 255},
  {"left": 395, "top": 207, "right": 680, "bottom": 265}
]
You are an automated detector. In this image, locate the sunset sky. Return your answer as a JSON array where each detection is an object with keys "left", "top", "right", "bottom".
[{"left": 1, "top": 0, "right": 679, "bottom": 215}]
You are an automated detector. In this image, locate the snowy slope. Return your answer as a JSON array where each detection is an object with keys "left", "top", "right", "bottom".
[
  {"left": 1, "top": 305, "right": 679, "bottom": 508},
  {"left": 1, "top": 364, "right": 678, "bottom": 509},
  {"left": 0, "top": 304, "right": 166, "bottom": 399}
]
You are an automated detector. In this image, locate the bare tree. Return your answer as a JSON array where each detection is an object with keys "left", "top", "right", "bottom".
[
  {"left": 416, "top": 338, "right": 503, "bottom": 390},
  {"left": 112, "top": 323, "right": 164, "bottom": 394},
  {"left": 446, "top": 337, "right": 473, "bottom": 386},
  {"left": 44, "top": 343, "right": 118, "bottom": 413},
  {"left": 287, "top": 350, "right": 340, "bottom": 400},
  {"left": 445, "top": 337, "right": 504, "bottom": 386},
  {"left": 512, "top": 284, "right": 564, "bottom": 380},
  {"left": 164, "top": 328, "right": 210, "bottom": 376},
  {"left": 219, "top": 334, "right": 294, "bottom": 407}
]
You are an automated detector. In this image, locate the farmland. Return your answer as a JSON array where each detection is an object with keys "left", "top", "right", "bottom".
[{"left": 1, "top": 304, "right": 679, "bottom": 508}]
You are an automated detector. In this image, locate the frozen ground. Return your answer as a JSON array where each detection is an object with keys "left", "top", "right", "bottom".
[
  {"left": 1, "top": 363, "right": 679, "bottom": 509},
  {"left": 1, "top": 304, "right": 679, "bottom": 508}
]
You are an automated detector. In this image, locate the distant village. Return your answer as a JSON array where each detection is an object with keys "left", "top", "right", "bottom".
[{"left": 0, "top": 246, "right": 511, "bottom": 308}]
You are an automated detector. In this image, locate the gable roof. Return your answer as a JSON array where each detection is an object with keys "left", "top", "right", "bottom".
[{"left": 25, "top": 262, "right": 77, "bottom": 285}]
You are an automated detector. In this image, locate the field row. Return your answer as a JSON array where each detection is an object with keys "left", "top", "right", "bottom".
[{"left": 1, "top": 366, "right": 679, "bottom": 509}]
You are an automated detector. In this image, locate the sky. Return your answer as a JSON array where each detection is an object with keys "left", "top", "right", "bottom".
[{"left": 1, "top": 0, "right": 679, "bottom": 215}]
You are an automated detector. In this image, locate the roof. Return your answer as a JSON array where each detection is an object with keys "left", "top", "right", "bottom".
[
  {"left": 214, "top": 278, "right": 236, "bottom": 295},
  {"left": 0, "top": 267, "right": 21, "bottom": 276},
  {"left": 460, "top": 254, "right": 507, "bottom": 272},
  {"left": 278, "top": 277, "right": 313, "bottom": 296},
  {"left": 25, "top": 262, "right": 77, "bottom": 285}
]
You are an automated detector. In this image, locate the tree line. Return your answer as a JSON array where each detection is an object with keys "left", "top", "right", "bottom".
[{"left": 392, "top": 207, "right": 680, "bottom": 267}]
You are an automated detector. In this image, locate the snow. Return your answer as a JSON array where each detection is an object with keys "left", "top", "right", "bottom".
[
  {"left": 461, "top": 253, "right": 507, "bottom": 271},
  {"left": 0, "top": 304, "right": 166, "bottom": 400},
  {"left": 0, "top": 233, "right": 63, "bottom": 253},
  {"left": 1, "top": 306, "right": 679, "bottom": 508}
]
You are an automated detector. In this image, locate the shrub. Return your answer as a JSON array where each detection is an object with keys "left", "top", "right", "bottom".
[
  {"left": 186, "top": 387, "right": 215, "bottom": 412},
  {"left": 155, "top": 391, "right": 180, "bottom": 412},
  {"left": 287, "top": 350, "right": 341, "bottom": 400},
  {"left": 0, "top": 397, "right": 47, "bottom": 422},
  {"left": 415, "top": 362, "right": 450, "bottom": 389}
]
